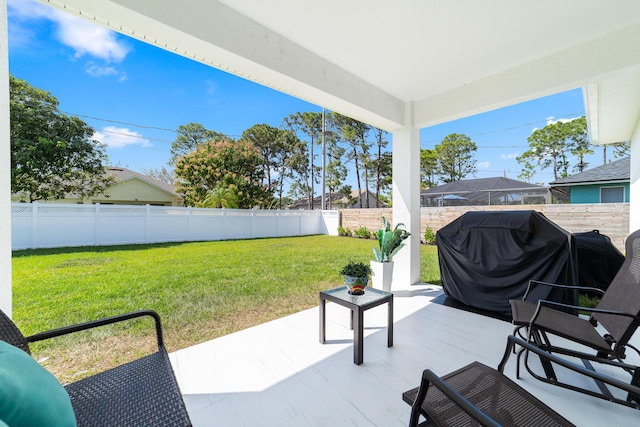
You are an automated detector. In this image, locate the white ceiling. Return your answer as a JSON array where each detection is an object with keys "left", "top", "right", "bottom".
[{"left": 42, "top": 0, "right": 640, "bottom": 142}]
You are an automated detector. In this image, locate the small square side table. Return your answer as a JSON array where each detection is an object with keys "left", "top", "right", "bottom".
[{"left": 319, "top": 286, "right": 393, "bottom": 365}]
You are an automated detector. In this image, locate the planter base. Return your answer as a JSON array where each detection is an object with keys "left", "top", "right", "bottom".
[{"left": 371, "top": 261, "right": 394, "bottom": 292}]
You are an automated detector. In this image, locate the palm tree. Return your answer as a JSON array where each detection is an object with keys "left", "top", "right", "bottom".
[{"left": 200, "top": 186, "right": 239, "bottom": 208}]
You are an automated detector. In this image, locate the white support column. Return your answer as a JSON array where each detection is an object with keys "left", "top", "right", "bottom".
[
  {"left": 630, "top": 121, "right": 640, "bottom": 234},
  {"left": 0, "top": 0, "right": 11, "bottom": 316},
  {"left": 391, "top": 102, "right": 421, "bottom": 289}
]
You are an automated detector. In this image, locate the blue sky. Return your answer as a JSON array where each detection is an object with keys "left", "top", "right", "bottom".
[{"left": 8, "top": 0, "right": 599, "bottom": 189}]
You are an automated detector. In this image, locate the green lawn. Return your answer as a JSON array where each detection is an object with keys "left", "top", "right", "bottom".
[{"left": 12, "top": 235, "right": 440, "bottom": 382}]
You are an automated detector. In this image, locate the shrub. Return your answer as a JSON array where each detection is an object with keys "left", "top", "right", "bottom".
[
  {"left": 337, "top": 226, "right": 352, "bottom": 237},
  {"left": 423, "top": 227, "right": 436, "bottom": 245},
  {"left": 354, "top": 226, "right": 372, "bottom": 239}
]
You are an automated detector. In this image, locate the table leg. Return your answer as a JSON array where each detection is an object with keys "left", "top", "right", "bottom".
[
  {"left": 354, "top": 307, "right": 364, "bottom": 365},
  {"left": 388, "top": 297, "right": 394, "bottom": 347},
  {"left": 350, "top": 309, "right": 354, "bottom": 330},
  {"left": 319, "top": 295, "right": 326, "bottom": 344}
]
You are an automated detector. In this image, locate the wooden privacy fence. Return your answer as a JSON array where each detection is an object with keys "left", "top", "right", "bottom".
[
  {"left": 11, "top": 203, "right": 340, "bottom": 250},
  {"left": 340, "top": 204, "right": 631, "bottom": 252}
]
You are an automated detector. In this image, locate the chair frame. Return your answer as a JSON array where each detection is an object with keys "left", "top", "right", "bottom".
[
  {"left": 0, "top": 309, "right": 192, "bottom": 427},
  {"left": 404, "top": 335, "right": 640, "bottom": 426},
  {"left": 510, "top": 229, "right": 640, "bottom": 409},
  {"left": 512, "top": 284, "right": 640, "bottom": 408}
]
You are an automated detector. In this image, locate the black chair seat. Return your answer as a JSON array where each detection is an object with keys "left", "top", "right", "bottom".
[{"left": 511, "top": 300, "right": 611, "bottom": 353}]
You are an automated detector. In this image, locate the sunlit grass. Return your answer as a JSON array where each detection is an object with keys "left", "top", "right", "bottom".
[{"left": 12, "top": 235, "right": 441, "bottom": 382}]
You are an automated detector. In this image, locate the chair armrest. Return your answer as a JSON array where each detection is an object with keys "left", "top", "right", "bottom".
[
  {"left": 522, "top": 280, "right": 604, "bottom": 300},
  {"left": 410, "top": 369, "right": 501, "bottom": 427},
  {"left": 536, "top": 299, "right": 640, "bottom": 323},
  {"left": 25, "top": 310, "right": 165, "bottom": 350},
  {"left": 499, "top": 335, "right": 640, "bottom": 398}
]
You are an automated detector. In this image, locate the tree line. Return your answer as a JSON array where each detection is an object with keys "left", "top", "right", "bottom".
[
  {"left": 9, "top": 75, "right": 631, "bottom": 207},
  {"left": 420, "top": 118, "right": 629, "bottom": 188},
  {"left": 166, "top": 112, "right": 393, "bottom": 209}
]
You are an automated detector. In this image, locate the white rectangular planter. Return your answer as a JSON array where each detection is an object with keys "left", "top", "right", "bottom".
[{"left": 370, "top": 261, "right": 394, "bottom": 292}]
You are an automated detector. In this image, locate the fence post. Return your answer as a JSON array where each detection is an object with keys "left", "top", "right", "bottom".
[
  {"left": 277, "top": 209, "right": 281, "bottom": 237},
  {"left": 251, "top": 209, "right": 256, "bottom": 239},
  {"left": 221, "top": 208, "right": 225, "bottom": 240},
  {"left": 145, "top": 204, "right": 151, "bottom": 243},
  {"left": 187, "top": 206, "right": 192, "bottom": 240},
  {"left": 31, "top": 201, "right": 38, "bottom": 249},
  {"left": 94, "top": 203, "right": 100, "bottom": 246}
]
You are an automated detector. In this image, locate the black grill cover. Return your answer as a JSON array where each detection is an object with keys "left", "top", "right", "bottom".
[
  {"left": 436, "top": 210, "right": 578, "bottom": 315},
  {"left": 574, "top": 230, "right": 625, "bottom": 294}
]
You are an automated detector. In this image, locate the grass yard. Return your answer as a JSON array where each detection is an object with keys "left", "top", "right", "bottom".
[{"left": 12, "top": 235, "right": 440, "bottom": 383}]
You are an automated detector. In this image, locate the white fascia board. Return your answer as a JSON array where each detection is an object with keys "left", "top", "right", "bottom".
[
  {"left": 414, "top": 22, "right": 640, "bottom": 129},
  {"left": 583, "top": 83, "right": 600, "bottom": 145},
  {"left": 42, "top": 0, "right": 405, "bottom": 130}
]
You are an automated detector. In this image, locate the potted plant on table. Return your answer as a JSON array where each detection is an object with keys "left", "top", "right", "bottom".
[
  {"left": 340, "top": 260, "right": 372, "bottom": 295},
  {"left": 371, "top": 217, "right": 411, "bottom": 291}
]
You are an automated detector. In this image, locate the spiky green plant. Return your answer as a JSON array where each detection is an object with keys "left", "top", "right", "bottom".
[{"left": 373, "top": 216, "right": 411, "bottom": 262}]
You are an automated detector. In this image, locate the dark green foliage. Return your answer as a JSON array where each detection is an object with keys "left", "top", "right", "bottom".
[
  {"left": 354, "top": 227, "right": 372, "bottom": 239},
  {"left": 339, "top": 260, "right": 372, "bottom": 278},
  {"left": 337, "top": 226, "right": 352, "bottom": 237},
  {"left": 423, "top": 227, "right": 436, "bottom": 245},
  {"left": 10, "top": 75, "right": 115, "bottom": 202},
  {"left": 373, "top": 216, "right": 411, "bottom": 262}
]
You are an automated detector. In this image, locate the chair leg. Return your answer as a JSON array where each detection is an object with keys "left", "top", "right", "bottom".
[
  {"left": 628, "top": 367, "right": 640, "bottom": 405},
  {"left": 528, "top": 329, "right": 557, "bottom": 382}
]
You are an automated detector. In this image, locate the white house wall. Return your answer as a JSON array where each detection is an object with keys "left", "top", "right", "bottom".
[{"left": 0, "top": 0, "right": 10, "bottom": 316}]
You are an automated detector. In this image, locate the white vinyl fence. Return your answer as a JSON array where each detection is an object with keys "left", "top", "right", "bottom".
[{"left": 11, "top": 203, "right": 340, "bottom": 250}]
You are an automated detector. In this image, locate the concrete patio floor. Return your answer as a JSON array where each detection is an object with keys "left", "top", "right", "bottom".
[{"left": 169, "top": 284, "right": 640, "bottom": 426}]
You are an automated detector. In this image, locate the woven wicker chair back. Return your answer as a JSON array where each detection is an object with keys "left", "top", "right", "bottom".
[{"left": 0, "top": 309, "right": 31, "bottom": 354}]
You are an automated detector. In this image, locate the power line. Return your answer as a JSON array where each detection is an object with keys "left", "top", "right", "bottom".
[
  {"left": 61, "top": 110, "right": 244, "bottom": 140},
  {"left": 420, "top": 111, "right": 584, "bottom": 148},
  {"left": 61, "top": 111, "right": 179, "bottom": 133}
]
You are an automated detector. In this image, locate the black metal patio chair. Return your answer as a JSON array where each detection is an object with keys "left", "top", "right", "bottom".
[
  {"left": 0, "top": 309, "right": 192, "bottom": 426},
  {"left": 509, "top": 228, "right": 640, "bottom": 409},
  {"left": 403, "top": 335, "right": 640, "bottom": 426}
]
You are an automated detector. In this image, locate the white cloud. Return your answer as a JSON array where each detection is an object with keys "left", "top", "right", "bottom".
[
  {"left": 93, "top": 127, "right": 151, "bottom": 149},
  {"left": 545, "top": 116, "right": 573, "bottom": 126},
  {"left": 52, "top": 12, "right": 129, "bottom": 63},
  {"left": 85, "top": 62, "right": 127, "bottom": 81},
  {"left": 501, "top": 153, "right": 519, "bottom": 160},
  {"left": 9, "top": 0, "right": 129, "bottom": 78},
  {"left": 85, "top": 63, "right": 118, "bottom": 77},
  {"left": 8, "top": 0, "right": 50, "bottom": 19},
  {"left": 531, "top": 116, "right": 580, "bottom": 133},
  {"left": 477, "top": 161, "right": 490, "bottom": 169}
]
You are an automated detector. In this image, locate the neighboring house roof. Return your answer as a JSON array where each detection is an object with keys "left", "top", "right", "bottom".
[
  {"left": 549, "top": 157, "right": 630, "bottom": 186},
  {"left": 289, "top": 189, "right": 387, "bottom": 209},
  {"left": 105, "top": 167, "right": 177, "bottom": 196},
  {"left": 421, "top": 177, "right": 544, "bottom": 195},
  {"left": 421, "top": 177, "right": 548, "bottom": 206}
]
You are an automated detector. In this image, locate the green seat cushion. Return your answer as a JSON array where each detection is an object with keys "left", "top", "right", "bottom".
[{"left": 0, "top": 340, "right": 76, "bottom": 427}]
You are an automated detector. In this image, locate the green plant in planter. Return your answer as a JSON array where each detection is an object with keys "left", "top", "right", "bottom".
[
  {"left": 373, "top": 216, "right": 411, "bottom": 262},
  {"left": 339, "top": 260, "right": 373, "bottom": 278},
  {"left": 340, "top": 260, "right": 372, "bottom": 295}
]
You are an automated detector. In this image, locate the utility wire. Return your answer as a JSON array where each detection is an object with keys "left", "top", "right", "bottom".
[{"left": 420, "top": 111, "right": 584, "bottom": 147}]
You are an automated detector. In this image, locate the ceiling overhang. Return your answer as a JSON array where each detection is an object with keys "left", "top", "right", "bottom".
[{"left": 40, "top": 0, "right": 640, "bottom": 138}]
